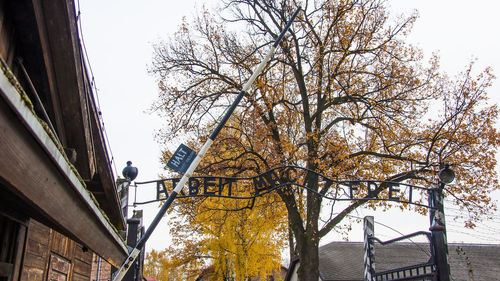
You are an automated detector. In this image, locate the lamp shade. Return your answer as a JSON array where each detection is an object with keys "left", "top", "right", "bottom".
[
  {"left": 438, "top": 164, "right": 455, "bottom": 184},
  {"left": 122, "top": 161, "right": 138, "bottom": 181}
]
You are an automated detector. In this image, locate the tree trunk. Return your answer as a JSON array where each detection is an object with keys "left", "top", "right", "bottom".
[
  {"left": 288, "top": 225, "right": 296, "bottom": 261},
  {"left": 296, "top": 235, "right": 320, "bottom": 281}
]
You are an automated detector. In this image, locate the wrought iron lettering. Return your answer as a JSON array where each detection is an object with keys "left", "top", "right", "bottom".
[{"left": 139, "top": 166, "right": 430, "bottom": 208}]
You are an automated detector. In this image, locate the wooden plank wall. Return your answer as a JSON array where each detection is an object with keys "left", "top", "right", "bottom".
[
  {"left": 20, "top": 220, "right": 50, "bottom": 281},
  {"left": 20, "top": 219, "right": 93, "bottom": 281},
  {"left": 90, "top": 254, "right": 112, "bottom": 281},
  {"left": 71, "top": 244, "right": 92, "bottom": 281}
]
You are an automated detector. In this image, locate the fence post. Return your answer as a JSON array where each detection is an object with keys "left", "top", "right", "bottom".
[
  {"left": 429, "top": 163, "right": 454, "bottom": 281},
  {"left": 429, "top": 185, "right": 450, "bottom": 281},
  {"left": 364, "top": 216, "right": 375, "bottom": 281}
]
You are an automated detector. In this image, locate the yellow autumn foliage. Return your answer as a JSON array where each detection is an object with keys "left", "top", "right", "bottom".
[{"left": 149, "top": 0, "right": 500, "bottom": 280}]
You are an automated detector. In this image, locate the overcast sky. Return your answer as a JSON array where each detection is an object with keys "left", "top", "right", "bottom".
[{"left": 78, "top": 0, "right": 500, "bottom": 253}]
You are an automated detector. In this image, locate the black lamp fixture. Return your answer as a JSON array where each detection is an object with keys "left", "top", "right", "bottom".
[
  {"left": 122, "top": 161, "right": 138, "bottom": 181},
  {"left": 438, "top": 163, "right": 455, "bottom": 185}
]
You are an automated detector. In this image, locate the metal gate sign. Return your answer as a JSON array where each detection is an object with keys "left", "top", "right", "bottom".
[
  {"left": 133, "top": 165, "right": 432, "bottom": 209},
  {"left": 167, "top": 144, "right": 197, "bottom": 174}
]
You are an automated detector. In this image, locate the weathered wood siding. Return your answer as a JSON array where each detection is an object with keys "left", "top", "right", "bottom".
[
  {"left": 20, "top": 219, "right": 93, "bottom": 281},
  {"left": 90, "top": 254, "right": 112, "bottom": 281},
  {"left": 72, "top": 244, "right": 92, "bottom": 281},
  {"left": 20, "top": 220, "right": 50, "bottom": 281}
]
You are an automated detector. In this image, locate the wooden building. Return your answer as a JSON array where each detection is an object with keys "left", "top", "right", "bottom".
[
  {"left": 285, "top": 241, "right": 500, "bottom": 281},
  {"left": 0, "top": 0, "right": 133, "bottom": 280}
]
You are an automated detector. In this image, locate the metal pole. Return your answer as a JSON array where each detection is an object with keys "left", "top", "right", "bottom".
[
  {"left": 96, "top": 256, "right": 101, "bottom": 281},
  {"left": 363, "top": 216, "right": 375, "bottom": 281},
  {"left": 112, "top": 7, "right": 301, "bottom": 281},
  {"left": 429, "top": 183, "right": 451, "bottom": 281}
]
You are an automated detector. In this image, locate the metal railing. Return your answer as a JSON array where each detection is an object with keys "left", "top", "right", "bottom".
[{"left": 368, "top": 231, "right": 437, "bottom": 281}]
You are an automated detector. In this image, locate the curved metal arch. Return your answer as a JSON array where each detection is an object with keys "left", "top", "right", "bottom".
[{"left": 133, "top": 165, "right": 434, "bottom": 209}]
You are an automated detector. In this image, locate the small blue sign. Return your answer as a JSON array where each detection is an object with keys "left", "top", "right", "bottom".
[{"left": 167, "top": 144, "right": 197, "bottom": 174}]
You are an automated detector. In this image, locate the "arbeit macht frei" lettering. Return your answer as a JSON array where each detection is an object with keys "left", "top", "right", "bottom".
[{"left": 154, "top": 166, "right": 422, "bottom": 204}]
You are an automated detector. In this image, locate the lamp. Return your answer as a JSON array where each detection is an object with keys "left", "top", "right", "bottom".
[
  {"left": 122, "top": 161, "right": 138, "bottom": 181},
  {"left": 438, "top": 163, "right": 455, "bottom": 184}
]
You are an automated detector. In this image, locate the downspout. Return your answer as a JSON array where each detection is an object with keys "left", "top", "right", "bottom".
[{"left": 96, "top": 256, "right": 101, "bottom": 281}]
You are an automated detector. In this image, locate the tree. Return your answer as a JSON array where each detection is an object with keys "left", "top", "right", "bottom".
[
  {"left": 149, "top": 122, "right": 288, "bottom": 281},
  {"left": 144, "top": 249, "right": 176, "bottom": 280},
  {"left": 144, "top": 177, "right": 287, "bottom": 280},
  {"left": 150, "top": 0, "right": 499, "bottom": 280}
]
